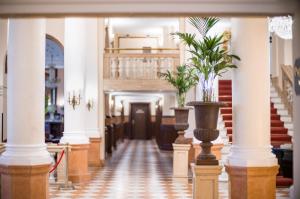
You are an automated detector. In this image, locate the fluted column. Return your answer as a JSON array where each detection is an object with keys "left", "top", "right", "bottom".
[
  {"left": 60, "top": 18, "right": 90, "bottom": 183},
  {"left": 0, "top": 18, "right": 51, "bottom": 199},
  {"left": 226, "top": 18, "right": 278, "bottom": 199}
]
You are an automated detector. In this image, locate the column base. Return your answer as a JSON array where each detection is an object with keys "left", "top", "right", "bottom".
[
  {"left": 193, "top": 143, "right": 224, "bottom": 161},
  {"left": 68, "top": 144, "right": 90, "bottom": 183},
  {"left": 0, "top": 164, "right": 50, "bottom": 199},
  {"left": 88, "top": 138, "right": 102, "bottom": 167},
  {"left": 191, "top": 164, "right": 222, "bottom": 199},
  {"left": 225, "top": 165, "right": 279, "bottom": 199},
  {"left": 173, "top": 143, "right": 191, "bottom": 178}
]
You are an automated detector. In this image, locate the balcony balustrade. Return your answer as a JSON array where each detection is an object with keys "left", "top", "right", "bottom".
[{"left": 104, "top": 50, "right": 180, "bottom": 80}]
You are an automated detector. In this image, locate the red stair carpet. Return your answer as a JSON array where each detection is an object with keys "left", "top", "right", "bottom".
[{"left": 218, "top": 79, "right": 293, "bottom": 187}]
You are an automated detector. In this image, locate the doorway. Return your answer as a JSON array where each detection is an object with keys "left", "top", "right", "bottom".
[{"left": 130, "top": 102, "right": 151, "bottom": 139}]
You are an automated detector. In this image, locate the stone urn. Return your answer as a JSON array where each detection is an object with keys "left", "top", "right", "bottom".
[
  {"left": 171, "top": 107, "right": 192, "bottom": 144},
  {"left": 186, "top": 101, "right": 226, "bottom": 165}
]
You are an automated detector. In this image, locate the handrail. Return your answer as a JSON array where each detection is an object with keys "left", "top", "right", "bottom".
[
  {"left": 280, "top": 65, "right": 293, "bottom": 118},
  {"left": 281, "top": 65, "right": 293, "bottom": 84},
  {"left": 104, "top": 53, "right": 180, "bottom": 58},
  {"left": 105, "top": 47, "right": 179, "bottom": 51}
]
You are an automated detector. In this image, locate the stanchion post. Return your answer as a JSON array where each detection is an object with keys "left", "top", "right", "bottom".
[{"left": 58, "top": 143, "right": 75, "bottom": 190}]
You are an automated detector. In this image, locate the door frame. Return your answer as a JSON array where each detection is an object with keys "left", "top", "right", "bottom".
[{"left": 129, "top": 102, "right": 151, "bottom": 139}]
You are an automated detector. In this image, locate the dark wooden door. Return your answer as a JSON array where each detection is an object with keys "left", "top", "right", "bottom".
[{"left": 130, "top": 103, "right": 150, "bottom": 139}]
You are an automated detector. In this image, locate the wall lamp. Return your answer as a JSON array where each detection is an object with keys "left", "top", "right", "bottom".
[
  {"left": 86, "top": 99, "right": 94, "bottom": 111},
  {"left": 68, "top": 91, "right": 81, "bottom": 110}
]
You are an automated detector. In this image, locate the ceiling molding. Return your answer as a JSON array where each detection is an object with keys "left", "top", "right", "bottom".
[{"left": 0, "top": 0, "right": 298, "bottom": 17}]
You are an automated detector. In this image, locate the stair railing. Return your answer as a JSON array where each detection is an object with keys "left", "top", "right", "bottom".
[{"left": 281, "top": 65, "right": 293, "bottom": 118}]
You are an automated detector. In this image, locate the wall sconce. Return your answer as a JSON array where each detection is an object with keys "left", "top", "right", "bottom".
[
  {"left": 86, "top": 99, "right": 94, "bottom": 111},
  {"left": 68, "top": 91, "right": 81, "bottom": 110}
]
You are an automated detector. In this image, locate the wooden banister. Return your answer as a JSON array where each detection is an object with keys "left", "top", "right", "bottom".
[
  {"left": 280, "top": 65, "right": 293, "bottom": 118},
  {"left": 281, "top": 65, "right": 293, "bottom": 85}
]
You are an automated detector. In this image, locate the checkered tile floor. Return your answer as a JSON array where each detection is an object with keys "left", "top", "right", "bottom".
[{"left": 50, "top": 140, "right": 291, "bottom": 199}]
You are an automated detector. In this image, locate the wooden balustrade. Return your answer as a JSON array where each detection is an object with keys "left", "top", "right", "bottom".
[
  {"left": 104, "top": 53, "right": 180, "bottom": 80},
  {"left": 281, "top": 65, "right": 293, "bottom": 117}
]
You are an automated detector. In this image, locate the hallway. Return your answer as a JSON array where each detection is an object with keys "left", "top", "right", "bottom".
[
  {"left": 49, "top": 140, "right": 290, "bottom": 199},
  {"left": 50, "top": 140, "right": 193, "bottom": 198}
]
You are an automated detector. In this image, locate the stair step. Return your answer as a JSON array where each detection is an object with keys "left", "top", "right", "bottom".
[
  {"left": 273, "top": 103, "right": 285, "bottom": 110},
  {"left": 218, "top": 84, "right": 232, "bottom": 89},
  {"left": 220, "top": 108, "right": 232, "bottom": 114},
  {"left": 281, "top": 116, "right": 292, "bottom": 123},
  {"left": 284, "top": 123, "right": 294, "bottom": 129},
  {"left": 227, "top": 127, "right": 232, "bottom": 134},
  {"left": 271, "top": 92, "right": 278, "bottom": 98},
  {"left": 277, "top": 109, "right": 289, "bottom": 116},
  {"left": 223, "top": 114, "right": 232, "bottom": 121},
  {"left": 271, "top": 114, "right": 281, "bottom": 120},
  {"left": 271, "top": 127, "right": 288, "bottom": 134},
  {"left": 276, "top": 176, "right": 293, "bottom": 187},
  {"left": 219, "top": 80, "right": 232, "bottom": 85},
  {"left": 219, "top": 96, "right": 232, "bottom": 102},
  {"left": 228, "top": 134, "right": 232, "bottom": 142},
  {"left": 271, "top": 120, "right": 284, "bottom": 127},
  {"left": 271, "top": 134, "right": 292, "bottom": 142},
  {"left": 271, "top": 141, "right": 292, "bottom": 148},
  {"left": 219, "top": 90, "right": 232, "bottom": 95},
  {"left": 271, "top": 97, "right": 282, "bottom": 103},
  {"left": 271, "top": 108, "right": 277, "bottom": 114},
  {"left": 224, "top": 121, "right": 232, "bottom": 127}
]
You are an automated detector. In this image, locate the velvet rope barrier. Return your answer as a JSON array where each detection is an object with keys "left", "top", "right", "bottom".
[{"left": 49, "top": 150, "right": 65, "bottom": 174}]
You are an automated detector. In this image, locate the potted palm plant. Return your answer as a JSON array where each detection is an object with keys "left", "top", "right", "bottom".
[
  {"left": 160, "top": 64, "right": 198, "bottom": 144},
  {"left": 173, "top": 17, "right": 240, "bottom": 165}
]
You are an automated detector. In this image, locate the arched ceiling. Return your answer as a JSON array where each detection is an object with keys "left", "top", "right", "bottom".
[{"left": 45, "top": 36, "right": 64, "bottom": 68}]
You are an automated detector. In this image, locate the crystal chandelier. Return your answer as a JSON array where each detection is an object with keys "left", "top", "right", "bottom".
[{"left": 269, "top": 16, "right": 293, "bottom": 40}]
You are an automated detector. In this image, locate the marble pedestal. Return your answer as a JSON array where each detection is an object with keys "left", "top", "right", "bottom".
[
  {"left": 173, "top": 144, "right": 191, "bottom": 179},
  {"left": 191, "top": 164, "right": 222, "bottom": 199},
  {"left": 225, "top": 165, "right": 279, "bottom": 199}
]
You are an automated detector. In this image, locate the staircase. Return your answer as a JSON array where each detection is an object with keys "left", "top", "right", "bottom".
[
  {"left": 218, "top": 80, "right": 292, "bottom": 146},
  {"left": 218, "top": 79, "right": 293, "bottom": 187},
  {"left": 218, "top": 80, "right": 233, "bottom": 142}
]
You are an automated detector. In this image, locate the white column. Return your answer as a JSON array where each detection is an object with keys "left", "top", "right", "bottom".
[
  {"left": 60, "top": 18, "right": 89, "bottom": 144},
  {"left": 98, "top": 18, "right": 106, "bottom": 160},
  {"left": 0, "top": 19, "right": 7, "bottom": 143},
  {"left": 292, "top": 5, "right": 300, "bottom": 198},
  {"left": 0, "top": 19, "right": 51, "bottom": 165},
  {"left": 227, "top": 18, "right": 277, "bottom": 167},
  {"left": 85, "top": 18, "right": 100, "bottom": 138}
]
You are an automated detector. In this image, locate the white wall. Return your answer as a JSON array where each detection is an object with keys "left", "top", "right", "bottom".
[
  {"left": 113, "top": 92, "right": 175, "bottom": 116},
  {"left": 162, "top": 93, "right": 176, "bottom": 116},
  {"left": 46, "top": 19, "right": 65, "bottom": 45},
  {"left": 270, "top": 33, "right": 293, "bottom": 90},
  {"left": 110, "top": 17, "right": 179, "bottom": 50}
]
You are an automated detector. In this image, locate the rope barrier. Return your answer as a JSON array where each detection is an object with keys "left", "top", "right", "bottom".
[{"left": 49, "top": 150, "right": 65, "bottom": 174}]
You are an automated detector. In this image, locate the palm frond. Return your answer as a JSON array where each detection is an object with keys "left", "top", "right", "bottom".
[{"left": 188, "top": 17, "right": 220, "bottom": 36}]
